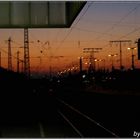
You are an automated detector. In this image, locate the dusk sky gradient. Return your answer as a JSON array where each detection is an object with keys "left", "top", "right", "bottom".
[{"left": 0, "top": 1, "right": 140, "bottom": 75}]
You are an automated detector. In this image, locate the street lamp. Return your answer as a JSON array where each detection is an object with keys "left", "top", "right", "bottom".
[
  {"left": 94, "top": 59, "right": 102, "bottom": 71},
  {"left": 108, "top": 54, "right": 118, "bottom": 71},
  {"left": 100, "top": 59, "right": 106, "bottom": 71},
  {"left": 94, "top": 59, "right": 106, "bottom": 71},
  {"left": 127, "top": 47, "right": 136, "bottom": 69}
]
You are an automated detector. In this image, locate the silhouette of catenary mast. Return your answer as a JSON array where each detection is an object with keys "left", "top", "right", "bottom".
[
  {"left": 8, "top": 37, "right": 12, "bottom": 71},
  {"left": 110, "top": 40, "right": 132, "bottom": 70},
  {"left": 24, "top": 28, "right": 30, "bottom": 78},
  {"left": 83, "top": 48, "right": 102, "bottom": 72}
]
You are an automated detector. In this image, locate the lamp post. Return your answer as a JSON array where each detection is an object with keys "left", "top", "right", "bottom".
[
  {"left": 108, "top": 54, "right": 118, "bottom": 71},
  {"left": 94, "top": 59, "right": 102, "bottom": 71},
  {"left": 127, "top": 47, "right": 136, "bottom": 70},
  {"left": 101, "top": 59, "right": 106, "bottom": 71}
]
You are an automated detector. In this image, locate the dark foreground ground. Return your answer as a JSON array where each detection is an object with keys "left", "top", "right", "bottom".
[{"left": 0, "top": 76, "right": 139, "bottom": 138}]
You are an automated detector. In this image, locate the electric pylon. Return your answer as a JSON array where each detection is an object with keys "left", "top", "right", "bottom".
[{"left": 24, "top": 28, "right": 30, "bottom": 78}]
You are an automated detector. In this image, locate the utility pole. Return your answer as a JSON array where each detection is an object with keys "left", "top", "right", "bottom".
[
  {"left": 8, "top": 37, "right": 12, "bottom": 71},
  {"left": 110, "top": 40, "right": 131, "bottom": 70},
  {"left": 17, "top": 51, "right": 20, "bottom": 73},
  {"left": 24, "top": 28, "right": 30, "bottom": 78},
  {"left": 102, "top": 59, "right": 106, "bottom": 71},
  {"left": 21, "top": 60, "right": 24, "bottom": 73},
  {"left": 108, "top": 54, "right": 118, "bottom": 71},
  {"left": 78, "top": 41, "right": 83, "bottom": 73},
  {"left": 135, "top": 38, "right": 140, "bottom": 60},
  {"left": 95, "top": 59, "right": 106, "bottom": 71},
  {"left": 79, "top": 57, "right": 82, "bottom": 73},
  {"left": 127, "top": 47, "right": 136, "bottom": 69},
  {"left": 94, "top": 59, "right": 100, "bottom": 70},
  {"left": 83, "top": 48, "right": 102, "bottom": 72},
  {"left": 78, "top": 57, "right": 83, "bottom": 73}
]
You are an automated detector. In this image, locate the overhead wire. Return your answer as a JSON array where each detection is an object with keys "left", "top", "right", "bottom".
[
  {"left": 0, "top": 47, "right": 20, "bottom": 60},
  {"left": 119, "top": 26, "right": 140, "bottom": 40},
  {"left": 83, "top": 2, "right": 140, "bottom": 60},
  {"left": 55, "top": 2, "right": 93, "bottom": 51},
  {"left": 72, "top": 26, "right": 112, "bottom": 36},
  {"left": 96, "top": 3, "right": 140, "bottom": 41},
  {"left": 85, "top": 2, "right": 140, "bottom": 48}
]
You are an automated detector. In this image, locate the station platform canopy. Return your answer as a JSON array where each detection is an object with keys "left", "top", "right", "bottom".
[{"left": 0, "top": 1, "right": 86, "bottom": 28}]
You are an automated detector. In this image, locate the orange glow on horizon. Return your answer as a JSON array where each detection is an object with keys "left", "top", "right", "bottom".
[{"left": 1, "top": 2, "right": 140, "bottom": 74}]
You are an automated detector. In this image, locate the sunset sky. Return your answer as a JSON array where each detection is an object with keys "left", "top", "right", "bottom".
[{"left": 0, "top": 1, "right": 140, "bottom": 75}]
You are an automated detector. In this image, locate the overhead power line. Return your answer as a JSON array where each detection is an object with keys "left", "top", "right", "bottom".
[
  {"left": 82, "top": 3, "right": 140, "bottom": 58},
  {"left": 87, "top": 3, "right": 140, "bottom": 47},
  {"left": 55, "top": 2, "right": 93, "bottom": 51}
]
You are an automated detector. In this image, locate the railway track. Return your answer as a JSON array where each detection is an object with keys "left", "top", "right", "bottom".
[
  {"left": 0, "top": 90, "right": 137, "bottom": 138},
  {"left": 56, "top": 97, "right": 119, "bottom": 138}
]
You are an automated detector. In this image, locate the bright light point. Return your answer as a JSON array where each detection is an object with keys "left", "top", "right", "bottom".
[
  {"left": 85, "top": 62, "right": 88, "bottom": 65},
  {"left": 78, "top": 56, "right": 83, "bottom": 59},
  {"left": 82, "top": 75, "right": 86, "bottom": 78}
]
